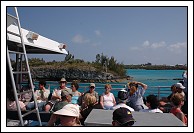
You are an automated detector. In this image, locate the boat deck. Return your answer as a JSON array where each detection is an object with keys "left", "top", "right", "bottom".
[{"left": 84, "top": 109, "right": 185, "bottom": 126}]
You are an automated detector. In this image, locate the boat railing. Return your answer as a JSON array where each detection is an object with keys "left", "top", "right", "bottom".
[
  {"left": 21, "top": 82, "right": 171, "bottom": 100},
  {"left": 148, "top": 86, "right": 171, "bottom": 100}
]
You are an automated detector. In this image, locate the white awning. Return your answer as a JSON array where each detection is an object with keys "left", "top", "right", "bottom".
[{"left": 7, "top": 14, "right": 68, "bottom": 55}]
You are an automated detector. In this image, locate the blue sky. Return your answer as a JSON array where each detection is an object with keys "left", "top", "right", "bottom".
[
  {"left": 6, "top": 5, "right": 188, "bottom": 65},
  {"left": 1, "top": 2, "right": 193, "bottom": 132}
]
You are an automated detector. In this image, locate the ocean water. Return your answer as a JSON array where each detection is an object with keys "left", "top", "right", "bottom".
[{"left": 33, "top": 69, "right": 185, "bottom": 99}]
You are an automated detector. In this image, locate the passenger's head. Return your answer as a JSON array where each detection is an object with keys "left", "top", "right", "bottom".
[
  {"left": 53, "top": 104, "right": 80, "bottom": 126},
  {"left": 89, "top": 83, "right": 95, "bottom": 93},
  {"left": 61, "top": 89, "right": 72, "bottom": 102},
  {"left": 175, "top": 83, "right": 185, "bottom": 93},
  {"left": 170, "top": 93, "right": 184, "bottom": 106},
  {"left": 59, "top": 78, "right": 67, "bottom": 88},
  {"left": 146, "top": 95, "right": 159, "bottom": 109},
  {"left": 104, "top": 84, "right": 112, "bottom": 93},
  {"left": 71, "top": 81, "right": 79, "bottom": 92},
  {"left": 83, "top": 93, "right": 97, "bottom": 106},
  {"left": 118, "top": 89, "right": 128, "bottom": 102},
  {"left": 127, "top": 82, "right": 138, "bottom": 94},
  {"left": 112, "top": 107, "right": 135, "bottom": 126},
  {"left": 39, "top": 80, "right": 46, "bottom": 89}
]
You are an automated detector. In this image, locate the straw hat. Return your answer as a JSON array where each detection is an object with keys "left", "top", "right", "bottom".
[
  {"left": 60, "top": 78, "right": 67, "bottom": 83},
  {"left": 54, "top": 104, "right": 79, "bottom": 117}
]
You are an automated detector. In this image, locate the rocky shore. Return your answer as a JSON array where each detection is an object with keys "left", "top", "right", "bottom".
[{"left": 31, "top": 67, "right": 132, "bottom": 83}]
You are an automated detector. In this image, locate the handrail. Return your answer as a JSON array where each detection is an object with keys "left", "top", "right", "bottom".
[{"left": 21, "top": 82, "right": 171, "bottom": 100}]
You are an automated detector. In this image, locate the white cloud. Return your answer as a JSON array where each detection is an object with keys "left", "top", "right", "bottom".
[
  {"left": 132, "top": 41, "right": 166, "bottom": 50},
  {"left": 142, "top": 40, "right": 150, "bottom": 47},
  {"left": 72, "top": 34, "right": 90, "bottom": 44},
  {"left": 94, "top": 30, "right": 101, "bottom": 36},
  {"left": 167, "top": 42, "right": 187, "bottom": 54},
  {"left": 150, "top": 41, "right": 166, "bottom": 49}
]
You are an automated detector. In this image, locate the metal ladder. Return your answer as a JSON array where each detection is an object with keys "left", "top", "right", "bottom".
[{"left": 7, "top": 7, "right": 42, "bottom": 126}]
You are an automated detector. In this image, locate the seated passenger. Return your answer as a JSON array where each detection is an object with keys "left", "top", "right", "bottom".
[
  {"left": 170, "top": 93, "right": 187, "bottom": 126},
  {"left": 7, "top": 84, "right": 26, "bottom": 111},
  {"left": 160, "top": 83, "right": 186, "bottom": 113},
  {"left": 80, "top": 93, "right": 102, "bottom": 125},
  {"left": 112, "top": 107, "right": 135, "bottom": 126},
  {"left": 20, "top": 80, "right": 34, "bottom": 103},
  {"left": 78, "top": 83, "right": 99, "bottom": 106},
  {"left": 47, "top": 104, "right": 81, "bottom": 126},
  {"left": 175, "top": 83, "right": 186, "bottom": 98},
  {"left": 126, "top": 81, "right": 148, "bottom": 111},
  {"left": 112, "top": 89, "right": 134, "bottom": 112},
  {"left": 139, "top": 94, "right": 163, "bottom": 113},
  {"left": 100, "top": 84, "right": 116, "bottom": 110},
  {"left": 51, "top": 89, "right": 72, "bottom": 112},
  {"left": 71, "top": 81, "right": 81, "bottom": 104},
  {"left": 26, "top": 80, "right": 50, "bottom": 111},
  {"left": 44, "top": 78, "right": 70, "bottom": 112}
]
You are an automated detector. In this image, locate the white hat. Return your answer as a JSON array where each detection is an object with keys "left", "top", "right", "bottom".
[
  {"left": 89, "top": 83, "right": 95, "bottom": 87},
  {"left": 175, "top": 83, "right": 185, "bottom": 89},
  {"left": 54, "top": 104, "right": 79, "bottom": 117}
]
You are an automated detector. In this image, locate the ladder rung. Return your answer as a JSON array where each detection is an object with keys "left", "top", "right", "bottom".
[
  {"left": 7, "top": 13, "right": 19, "bottom": 21},
  {"left": 8, "top": 50, "right": 25, "bottom": 55},
  {"left": 17, "top": 90, "right": 33, "bottom": 95},
  {"left": 13, "top": 71, "right": 29, "bottom": 74},
  {"left": 22, "top": 109, "right": 37, "bottom": 117},
  {"left": 7, "top": 30, "right": 21, "bottom": 37}
]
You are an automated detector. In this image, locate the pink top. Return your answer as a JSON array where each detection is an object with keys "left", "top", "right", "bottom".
[
  {"left": 170, "top": 107, "right": 187, "bottom": 125},
  {"left": 7, "top": 100, "right": 26, "bottom": 111}
]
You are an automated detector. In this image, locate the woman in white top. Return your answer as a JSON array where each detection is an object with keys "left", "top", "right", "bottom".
[{"left": 100, "top": 84, "right": 116, "bottom": 110}]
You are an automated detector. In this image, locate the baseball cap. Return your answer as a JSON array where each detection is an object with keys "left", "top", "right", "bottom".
[
  {"left": 113, "top": 107, "right": 135, "bottom": 126},
  {"left": 175, "top": 83, "right": 185, "bottom": 89},
  {"left": 118, "top": 89, "right": 128, "bottom": 100},
  {"left": 61, "top": 89, "right": 72, "bottom": 97},
  {"left": 54, "top": 104, "right": 79, "bottom": 117},
  {"left": 89, "top": 83, "right": 95, "bottom": 88}
]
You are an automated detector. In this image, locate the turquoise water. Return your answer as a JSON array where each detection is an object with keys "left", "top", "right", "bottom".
[{"left": 33, "top": 69, "right": 185, "bottom": 99}]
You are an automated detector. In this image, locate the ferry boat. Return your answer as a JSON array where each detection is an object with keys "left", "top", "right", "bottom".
[{"left": 6, "top": 7, "right": 186, "bottom": 128}]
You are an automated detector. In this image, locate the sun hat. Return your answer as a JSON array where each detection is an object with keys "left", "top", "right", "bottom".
[
  {"left": 89, "top": 83, "right": 95, "bottom": 88},
  {"left": 175, "top": 83, "right": 185, "bottom": 89},
  {"left": 61, "top": 89, "right": 72, "bottom": 97},
  {"left": 54, "top": 104, "right": 79, "bottom": 117},
  {"left": 60, "top": 78, "right": 67, "bottom": 83},
  {"left": 113, "top": 107, "right": 135, "bottom": 125},
  {"left": 118, "top": 89, "right": 128, "bottom": 100}
]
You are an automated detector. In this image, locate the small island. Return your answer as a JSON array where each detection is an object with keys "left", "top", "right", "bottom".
[{"left": 11, "top": 53, "right": 187, "bottom": 82}]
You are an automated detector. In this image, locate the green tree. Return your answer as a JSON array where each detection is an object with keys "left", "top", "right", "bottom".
[{"left": 95, "top": 54, "right": 101, "bottom": 63}]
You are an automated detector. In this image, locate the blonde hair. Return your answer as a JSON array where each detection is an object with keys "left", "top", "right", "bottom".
[
  {"left": 104, "top": 84, "right": 112, "bottom": 89},
  {"left": 170, "top": 93, "right": 184, "bottom": 106},
  {"left": 83, "top": 93, "right": 97, "bottom": 106}
]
